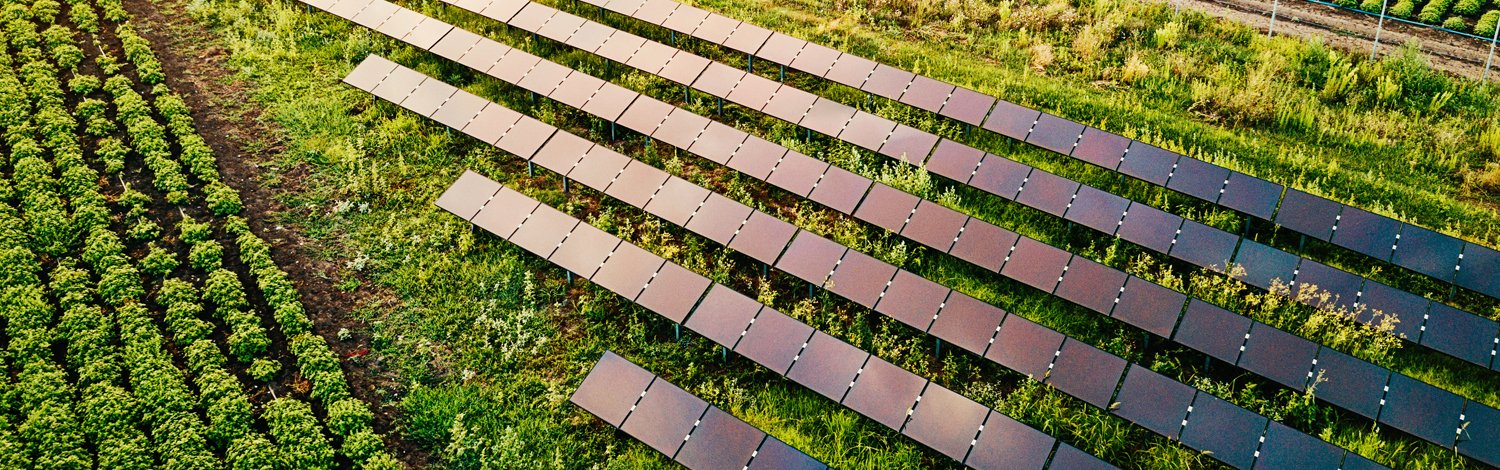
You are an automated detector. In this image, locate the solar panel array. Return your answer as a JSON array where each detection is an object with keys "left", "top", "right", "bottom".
[
  {"left": 572, "top": 351, "right": 826, "bottom": 469},
  {"left": 576, "top": 0, "right": 1500, "bottom": 308},
  {"left": 439, "top": 0, "right": 1500, "bottom": 374},
  {"left": 434, "top": 169, "right": 1109, "bottom": 469}
]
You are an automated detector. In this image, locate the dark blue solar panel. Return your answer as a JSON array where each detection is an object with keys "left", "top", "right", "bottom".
[
  {"left": 1165, "top": 157, "right": 1230, "bottom": 203},
  {"left": 1329, "top": 206, "right": 1399, "bottom": 261},
  {"left": 1111, "top": 365, "right": 1193, "bottom": 439},
  {"left": 1118, "top": 141, "right": 1178, "bottom": 186},
  {"left": 1274, "top": 189, "right": 1340, "bottom": 241},
  {"left": 1254, "top": 421, "right": 1345, "bottom": 469},
  {"left": 1179, "top": 393, "right": 1265, "bottom": 469},
  {"left": 1419, "top": 303, "right": 1499, "bottom": 367},
  {"left": 1456, "top": 243, "right": 1500, "bottom": 300},
  {"left": 1232, "top": 240, "right": 1300, "bottom": 290},
  {"left": 1217, "top": 172, "right": 1281, "bottom": 221},
  {"left": 1391, "top": 223, "right": 1462, "bottom": 282},
  {"left": 1378, "top": 373, "right": 1464, "bottom": 447},
  {"left": 1116, "top": 204, "right": 1182, "bottom": 255},
  {"left": 1308, "top": 347, "right": 1388, "bottom": 420},
  {"left": 1112, "top": 276, "right": 1186, "bottom": 338},
  {"left": 1171, "top": 299, "right": 1249, "bottom": 364},
  {"left": 1170, "top": 220, "right": 1238, "bottom": 271},
  {"left": 1237, "top": 322, "right": 1317, "bottom": 390}
]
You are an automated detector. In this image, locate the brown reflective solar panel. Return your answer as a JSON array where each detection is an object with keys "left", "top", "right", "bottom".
[
  {"left": 1459, "top": 401, "right": 1500, "bottom": 467},
  {"left": 1330, "top": 206, "right": 1399, "bottom": 261},
  {"left": 801, "top": 99, "right": 858, "bottom": 137},
  {"left": 981, "top": 100, "right": 1040, "bottom": 141},
  {"left": 633, "top": 0, "right": 679, "bottom": 24},
  {"left": 549, "top": 73, "right": 606, "bottom": 109},
  {"left": 516, "top": 60, "right": 574, "bottom": 95},
  {"left": 1357, "top": 280, "right": 1428, "bottom": 340},
  {"left": 968, "top": 154, "right": 1031, "bottom": 200},
  {"left": 401, "top": 79, "right": 458, "bottom": 117},
  {"left": 1015, "top": 170, "right": 1079, "bottom": 217},
  {"left": 1165, "top": 156, "right": 1230, "bottom": 203},
  {"left": 524, "top": 127, "right": 587, "bottom": 169},
  {"left": 469, "top": 188, "right": 541, "bottom": 239},
  {"left": 789, "top": 43, "right": 841, "bottom": 77},
  {"left": 508, "top": 204, "right": 579, "bottom": 259},
  {"left": 617, "top": 97, "right": 675, "bottom": 134},
  {"left": 370, "top": 67, "right": 425, "bottom": 102},
  {"left": 591, "top": 242, "right": 665, "bottom": 300},
  {"left": 480, "top": 0, "right": 528, "bottom": 20},
  {"left": 1217, "top": 172, "right": 1281, "bottom": 221},
  {"left": 775, "top": 231, "right": 847, "bottom": 285},
  {"left": 684, "top": 285, "right": 761, "bottom": 348},
  {"left": 1392, "top": 223, "right": 1463, "bottom": 282},
  {"left": 653, "top": 109, "right": 712, "bottom": 149},
  {"left": 722, "top": 23, "right": 773, "bottom": 56},
  {"left": 567, "top": 21, "right": 615, "bottom": 53},
  {"left": 735, "top": 307, "right": 814, "bottom": 374},
  {"left": 928, "top": 292, "right": 1004, "bottom": 356},
  {"left": 582, "top": 84, "right": 639, "bottom": 122},
  {"left": 489, "top": 49, "right": 541, "bottom": 84},
  {"left": 1112, "top": 276, "right": 1186, "bottom": 338},
  {"left": 762, "top": 87, "right": 820, "bottom": 123},
  {"left": 861, "top": 63, "right": 915, "bottom": 98},
  {"left": 343, "top": 56, "right": 398, "bottom": 91},
  {"left": 675, "top": 407, "right": 763, "bottom": 470},
  {"left": 459, "top": 39, "right": 511, "bottom": 75},
  {"left": 901, "top": 75, "right": 954, "bottom": 113},
  {"left": 659, "top": 53, "right": 712, "bottom": 85},
  {"left": 377, "top": 9, "right": 425, "bottom": 40},
  {"left": 1172, "top": 299, "right": 1249, "bottom": 364},
  {"left": 692, "top": 14, "right": 740, "bottom": 44},
  {"left": 879, "top": 124, "right": 940, "bottom": 163},
  {"left": 842, "top": 356, "right": 925, "bottom": 429},
  {"left": 1118, "top": 141, "right": 1179, "bottom": 186},
  {"left": 747, "top": 438, "right": 826, "bottom": 470},
  {"left": 903, "top": 382, "right": 986, "bottom": 461},
  {"left": 839, "top": 111, "right": 897, "bottom": 151},
  {"left": 1048, "top": 444, "right": 1112, "bottom": 470},
  {"left": 436, "top": 170, "right": 503, "bottom": 221},
  {"left": 599, "top": 0, "right": 641, "bottom": 13},
  {"left": 605, "top": 161, "right": 669, "bottom": 208},
  {"left": 926, "top": 139, "right": 983, "bottom": 183},
  {"left": 1170, "top": 220, "right": 1238, "bottom": 271},
  {"left": 571, "top": 351, "right": 655, "bottom": 426},
  {"left": 406, "top": 18, "right": 454, "bottom": 50},
  {"left": 684, "top": 194, "right": 753, "bottom": 245},
  {"left": 1115, "top": 203, "right": 1181, "bottom": 254},
  {"left": 689, "top": 122, "right": 750, "bottom": 165},
  {"left": 808, "top": 166, "right": 872, "bottom": 215},
  {"left": 1420, "top": 303, "right": 1499, "bottom": 366},
  {"left": 966, "top": 412, "right": 1053, "bottom": 470},
  {"left": 825, "top": 54, "right": 878, "bottom": 88},
  {"left": 1379, "top": 373, "right": 1464, "bottom": 446},
  {"left": 1291, "top": 260, "right": 1361, "bottom": 310},
  {"left": 939, "top": 87, "right": 996, "bottom": 126},
  {"left": 726, "top": 136, "right": 786, "bottom": 180},
  {"left": 595, "top": 31, "right": 647, "bottom": 63},
  {"left": 1000, "top": 238, "right": 1071, "bottom": 293},
  {"left": 726, "top": 74, "right": 782, "bottom": 110},
  {"left": 621, "top": 378, "right": 709, "bottom": 457},
  {"left": 1310, "top": 347, "right": 1387, "bottom": 419},
  {"left": 1112, "top": 365, "right": 1193, "bottom": 438},
  {"left": 1179, "top": 393, "right": 1265, "bottom": 470},
  {"left": 330, "top": 0, "right": 374, "bottom": 22},
  {"left": 900, "top": 201, "right": 967, "bottom": 252},
  {"left": 1065, "top": 185, "right": 1129, "bottom": 236},
  {"left": 568, "top": 147, "right": 632, "bottom": 191},
  {"left": 1274, "top": 188, "right": 1341, "bottom": 241},
  {"left": 949, "top": 220, "right": 1019, "bottom": 272},
  {"left": 785, "top": 331, "right": 867, "bottom": 402},
  {"left": 462, "top": 103, "right": 523, "bottom": 145},
  {"left": 661, "top": 6, "right": 709, "bottom": 34},
  {"left": 1232, "top": 240, "right": 1300, "bottom": 290},
  {"left": 1053, "top": 257, "right": 1127, "bottom": 315},
  {"left": 827, "top": 250, "right": 898, "bottom": 309},
  {"left": 551, "top": 223, "right": 622, "bottom": 278},
  {"left": 853, "top": 183, "right": 919, "bottom": 233},
  {"left": 766, "top": 151, "right": 829, "bottom": 197},
  {"left": 874, "top": 270, "right": 947, "bottom": 331},
  {"left": 985, "top": 314, "right": 1063, "bottom": 379},
  {"left": 637, "top": 262, "right": 712, "bottom": 323},
  {"left": 1025, "top": 113, "right": 1084, "bottom": 155},
  {"left": 538, "top": 13, "right": 587, "bottom": 43},
  {"left": 643, "top": 176, "right": 711, "bottom": 227},
  {"left": 506, "top": 2, "right": 555, "bottom": 32},
  {"left": 1255, "top": 421, "right": 1345, "bottom": 469},
  {"left": 690, "top": 62, "right": 746, "bottom": 98},
  {"left": 1238, "top": 322, "right": 1316, "bottom": 390},
  {"left": 728, "top": 211, "right": 798, "bottom": 264},
  {"left": 1071, "top": 127, "right": 1128, "bottom": 170},
  {"left": 1047, "top": 339, "right": 1127, "bottom": 408},
  {"left": 1458, "top": 244, "right": 1500, "bottom": 299},
  {"left": 755, "top": 33, "right": 806, "bottom": 64}
]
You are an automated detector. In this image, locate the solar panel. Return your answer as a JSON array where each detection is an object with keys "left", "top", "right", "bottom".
[
  {"left": 633, "top": 0, "right": 678, "bottom": 24},
  {"left": 824, "top": 54, "right": 878, "bottom": 88},
  {"left": 746, "top": 437, "right": 825, "bottom": 470},
  {"left": 537, "top": 13, "right": 587, "bottom": 43},
  {"left": 1341, "top": 454, "right": 1386, "bottom": 470},
  {"left": 938, "top": 87, "right": 996, "bottom": 126},
  {"left": 981, "top": 100, "right": 1040, "bottom": 141},
  {"left": 1378, "top": 373, "right": 1464, "bottom": 446},
  {"left": 1232, "top": 240, "right": 1300, "bottom": 290},
  {"left": 684, "top": 193, "right": 754, "bottom": 245},
  {"left": 761, "top": 87, "right": 820, "bottom": 124},
  {"left": 642, "top": 176, "right": 711, "bottom": 226},
  {"left": 725, "top": 136, "right": 786, "bottom": 180},
  {"left": 785, "top": 331, "right": 867, "bottom": 401},
  {"left": 469, "top": 188, "right": 541, "bottom": 239},
  {"left": 571, "top": 351, "right": 656, "bottom": 426},
  {"left": 1290, "top": 260, "right": 1362, "bottom": 310},
  {"left": 1169, "top": 219, "right": 1237, "bottom": 271},
  {"left": 879, "top": 124, "right": 940, "bottom": 163},
  {"left": 1165, "top": 156, "right": 1230, "bottom": 203},
  {"left": 1025, "top": 113, "right": 1084, "bottom": 155},
  {"left": 620, "top": 377, "right": 709, "bottom": 457},
  {"left": 406, "top": 18, "right": 455, "bottom": 50},
  {"left": 1117, "top": 141, "right": 1178, "bottom": 186},
  {"left": 723, "top": 22, "right": 774, "bottom": 56},
  {"left": 873, "top": 270, "right": 948, "bottom": 331},
  {"left": 734, "top": 307, "right": 814, "bottom": 374},
  {"left": 853, "top": 183, "right": 919, "bottom": 233},
  {"left": 1274, "top": 188, "right": 1341, "bottom": 241},
  {"left": 774, "top": 231, "right": 847, "bottom": 285},
  {"left": 725, "top": 75, "right": 781, "bottom": 110},
  {"left": 1391, "top": 223, "right": 1463, "bottom": 282},
  {"left": 925, "top": 139, "right": 983, "bottom": 183},
  {"left": 636, "top": 262, "right": 712, "bottom": 323},
  {"left": 968, "top": 154, "right": 1031, "bottom": 200},
  {"left": 370, "top": 66, "right": 425, "bottom": 102},
  {"left": 517, "top": 60, "right": 574, "bottom": 96},
  {"left": 901, "top": 382, "right": 987, "bottom": 461},
  {"left": 839, "top": 111, "right": 898, "bottom": 151},
  {"left": 1418, "top": 303, "right": 1498, "bottom": 367},
  {"left": 1457, "top": 243, "right": 1500, "bottom": 299},
  {"left": 327, "top": 0, "right": 373, "bottom": 23},
  {"left": 1111, "top": 365, "right": 1193, "bottom": 439},
  {"left": 1047, "top": 444, "right": 1114, "bottom": 470},
  {"left": 1071, "top": 127, "right": 1128, "bottom": 170},
  {"left": 901, "top": 75, "right": 954, "bottom": 113},
  {"left": 1237, "top": 322, "right": 1316, "bottom": 390},
  {"left": 1046, "top": 339, "right": 1127, "bottom": 408},
  {"left": 841, "top": 356, "right": 925, "bottom": 429},
  {"left": 590, "top": 241, "right": 666, "bottom": 300},
  {"left": 497, "top": 116, "right": 560, "bottom": 159},
  {"left": 462, "top": 103, "right": 523, "bottom": 145},
  {"left": 350, "top": 0, "right": 396, "bottom": 27},
  {"left": 899, "top": 201, "right": 968, "bottom": 252},
  {"left": 431, "top": 90, "right": 489, "bottom": 129},
  {"left": 684, "top": 285, "right": 762, "bottom": 348},
  {"left": 480, "top": 0, "right": 527, "bottom": 20},
  {"left": 727, "top": 211, "right": 798, "bottom": 264},
  {"left": 436, "top": 170, "right": 504, "bottom": 220},
  {"left": 861, "top": 64, "right": 915, "bottom": 98},
  {"left": 753, "top": 33, "right": 807, "bottom": 68},
  {"left": 1171, "top": 299, "right": 1249, "bottom": 364},
  {"left": 658, "top": 52, "right": 712, "bottom": 85},
  {"left": 1254, "top": 421, "right": 1345, "bottom": 469},
  {"left": 1015, "top": 169, "right": 1079, "bottom": 217},
  {"left": 965, "top": 411, "right": 1054, "bottom": 470},
  {"left": 566, "top": 147, "right": 632, "bottom": 191},
  {"left": 674, "top": 407, "right": 763, "bottom": 470},
  {"left": 1356, "top": 280, "right": 1428, "bottom": 340},
  {"left": 567, "top": 21, "right": 615, "bottom": 53},
  {"left": 401, "top": 78, "right": 459, "bottom": 118},
  {"left": 807, "top": 166, "right": 872, "bottom": 215},
  {"left": 1309, "top": 346, "right": 1388, "bottom": 420},
  {"left": 985, "top": 314, "right": 1064, "bottom": 380},
  {"left": 581, "top": 84, "right": 639, "bottom": 122},
  {"left": 687, "top": 122, "right": 749, "bottom": 165},
  {"left": 826, "top": 250, "right": 898, "bottom": 309},
  {"left": 627, "top": 41, "right": 680, "bottom": 76},
  {"left": 1178, "top": 393, "right": 1266, "bottom": 470},
  {"left": 1111, "top": 276, "right": 1186, "bottom": 338},
  {"left": 605, "top": 160, "right": 669, "bottom": 208},
  {"left": 661, "top": 6, "right": 709, "bottom": 34},
  {"left": 457, "top": 39, "right": 510, "bottom": 73},
  {"left": 1053, "top": 256, "right": 1127, "bottom": 315},
  {"left": 928, "top": 292, "right": 1005, "bottom": 356},
  {"left": 550, "top": 73, "right": 606, "bottom": 109},
  {"left": 550, "top": 223, "right": 623, "bottom": 278},
  {"left": 489, "top": 48, "right": 541, "bottom": 84},
  {"left": 690, "top": 62, "right": 746, "bottom": 98},
  {"left": 652, "top": 109, "right": 713, "bottom": 149},
  {"left": 801, "top": 99, "right": 858, "bottom": 137},
  {"left": 594, "top": 31, "right": 647, "bottom": 63},
  {"left": 506, "top": 2, "right": 555, "bottom": 32},
  {"left": 377, "top": 9, "right": 426, "bottom": 40},
  {"left": 765, "top": 151, "right": 829, "bottom": 197},
  {"left": 1458, "top": 401, "right": 1500, "bottom": 467},
  {"left": 344, "top": 56, "right": 398, "bottom": 91},
  {"left": 788, "top": 43, "right": 841, "bottom": 77},
  {"left": 691, "top": 14, "right": 740, "bottom": 45},
  {"left": 1000, "top": 238, "right": 1071, "bottom": 293},
  {"left": 508, "top": 204, "right": 579, "bottom": 258},
  {"left": 1064, "top": 185, "right": 1129, "bottom": 236},
  {"left": 949, "top": 219, "right": 1020, "bottom": 272},
  {"left": 1216, "top": 172, "right": 1281, "bottom": 220}
]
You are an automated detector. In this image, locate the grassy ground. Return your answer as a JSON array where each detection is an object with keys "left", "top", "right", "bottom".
[{"left": 179, "top": 0, "right": 1500, "bottom": 468}]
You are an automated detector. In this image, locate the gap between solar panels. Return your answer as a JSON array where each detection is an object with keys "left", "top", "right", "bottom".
[
  {"left": 339, "top": 53, "right": 1397, "bottom": 469},
  {"left": 572, "top": 351, "right": 827, "bottom": 469},
  {"left": 315, "top": 1, "right": 1500, "bottom": 461},
  {"left": 575, "top": 0, "right": 1500, "bottom": 311},
  {"left": 436, "top": 0, "right": 1500, "bottom": 374}
]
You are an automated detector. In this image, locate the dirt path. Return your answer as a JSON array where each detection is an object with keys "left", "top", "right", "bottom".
[{"left": 1160, "top": 0, "right": 1500, "bottom": 79}]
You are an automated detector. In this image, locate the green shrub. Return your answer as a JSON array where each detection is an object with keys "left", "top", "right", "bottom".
[
  {"left": 178, "top": 215, "right": 213, "bottom": 245},
  {"left": 140, "top": 243, "right": 178, "bottom": 276},
  {"left": 326, "top": 398, "right": 374, "bottom": 437},
  {"left": 1455, "top": 0, "right": 1488, "bottom": 15},
  {"left": 206, "top": 181, "right": 243, "bottom": 216},
  {"left": 1478, "top": 10, "right": 1500, "bottom": 36},
  {"left": 1419, "top": 0, "right": 1457, "bottom": 23},
  {"left": 1391, "top": 0, "right": 1416, "bottom": 17},
  {"left": 126, "top": 217, "right": 160, "bottom": 241},
  {"left": 263, "top": 398, "right": 334, "bottom": 470},
  {"left": 340, "top": 430, "right": 384, "bottom": 464},
  {"left": 189, "top": 240, "right": 223, "bottom": 271},
  {"left": 1443, "top": 16, "right": 1469, "bottom": 30},
  {"left": 227, "top": 435, "right": 279, "bottom": 470},
  {"left": 248, "top": 359, "right": 280, "bottom": 382}
]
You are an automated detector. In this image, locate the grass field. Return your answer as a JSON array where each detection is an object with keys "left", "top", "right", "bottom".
[{"left": 153, "top": 0, "right": 1500, "bottom": 467}]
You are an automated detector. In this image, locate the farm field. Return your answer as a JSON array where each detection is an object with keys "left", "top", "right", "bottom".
[{"left": 7, "top": 0, "right": 1500, "bottom": 468}]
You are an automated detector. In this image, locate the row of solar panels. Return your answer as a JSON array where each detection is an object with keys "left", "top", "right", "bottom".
[
  {"left": 432, "top": 167, "right": 1109, "bottom": 468},
  {"left": 575, "top": 0, "right": 1500, "bottom": 306},
  {"left": 313, "top": 1, "right": 1500, "bottom": 465},
  {"left": 442, "top": 0, "right": 1500, "bottom": 374},
  {"left": 572, "top": 351, "right": 826, "bottom": 469},
  {"left": 341, "top": 51, "right": 1384, "bottom": 468}
]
